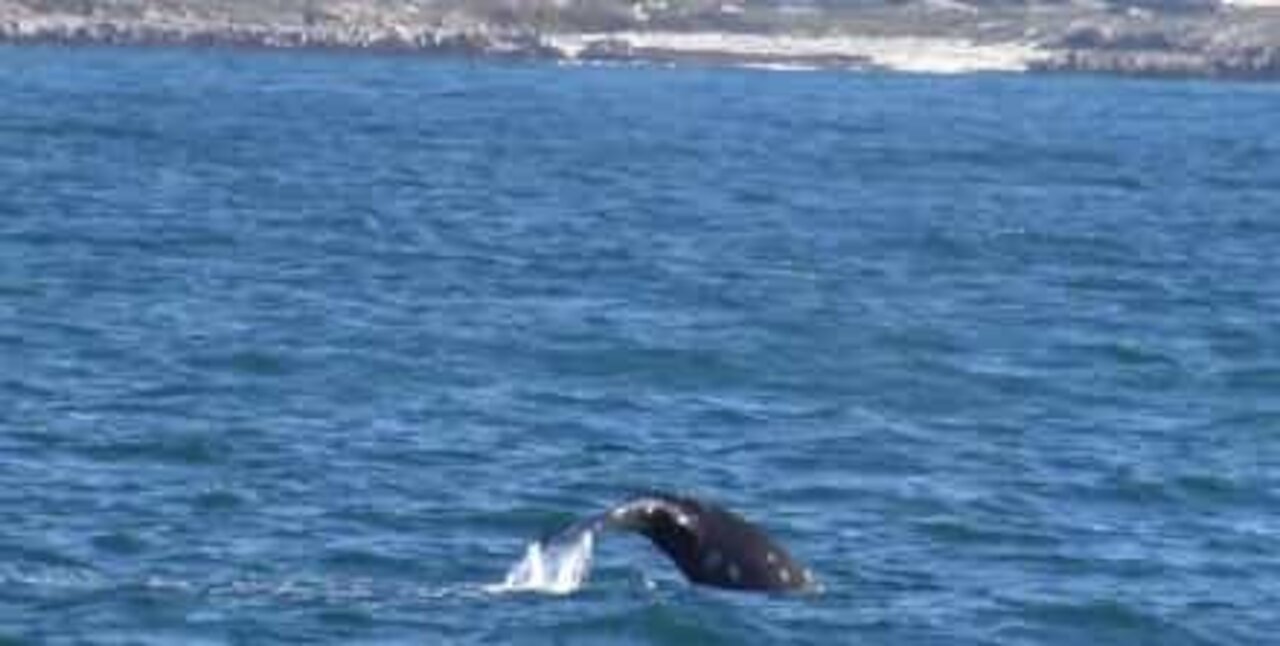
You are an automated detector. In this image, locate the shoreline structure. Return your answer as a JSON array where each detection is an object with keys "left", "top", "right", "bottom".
[{"left": 3, "top": 2, "right": 1280, "bottom": 79}]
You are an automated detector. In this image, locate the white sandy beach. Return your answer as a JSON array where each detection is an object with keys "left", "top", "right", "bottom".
[{"left": 549, "top": 31, "right": 1049, "bottom": 74}]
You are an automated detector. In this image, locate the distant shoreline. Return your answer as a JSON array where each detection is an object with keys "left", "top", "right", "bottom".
[{"left": 4, "top": 7, "right": 1280, "bottom": 80}]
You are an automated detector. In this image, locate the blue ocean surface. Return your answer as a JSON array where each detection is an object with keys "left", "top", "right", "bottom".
[{"left": 2, "top": 45, "right": 1279, "bottom": 644}]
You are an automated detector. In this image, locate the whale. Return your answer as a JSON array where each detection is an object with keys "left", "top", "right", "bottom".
[{"left": 544, "top": 492, "right": 817, "bottom": 592}]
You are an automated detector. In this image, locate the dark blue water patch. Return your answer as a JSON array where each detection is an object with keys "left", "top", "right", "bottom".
[
  {"left": 533, "top": 600, "right": 770, "bottom": 645},
  {"left": 74, "top": 430, "right": 231, "bottom": 466},
  {"left": 0, "top": 542, "right": 93, "bottom": 573},
  {"left": 4, "top": 46, "right": 1280, "bottom": 643},
  {"left": 89, "top": 531, "right": 150, "bottom": 557},
  {"left": 1006, "top": 598, "right": 1216, "bottom": 646}
]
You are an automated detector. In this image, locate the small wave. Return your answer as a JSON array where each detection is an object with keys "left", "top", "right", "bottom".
[
  {"left": 0, "top": 560, "right": 503, "bottom": 611},
  {"left": 191, "top": 487, "right": 249, "bottom": 510},
  {"left": 0, "top": 562, "right": 107, "bottom": 591},
  {"left": 197, "top": 575, "right": 498, "bottom": 606}
]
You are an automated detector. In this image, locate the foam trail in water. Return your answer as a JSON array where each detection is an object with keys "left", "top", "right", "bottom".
[{"left": 490, "top": 526, "right": 596, "bottom": 595}]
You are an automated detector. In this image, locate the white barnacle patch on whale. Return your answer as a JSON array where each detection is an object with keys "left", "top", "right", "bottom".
[
  {"left": 674, "top": 512, "right": 695, "bottom": 528},
  {"left": 727, "top": 562, "right": 741, "bottom": 583},
  {"left": 766, "top": 551, "right": 778, "bottom": 565},
  {"left": 778, "top": 568, "right": 792, "bottom": 584}
]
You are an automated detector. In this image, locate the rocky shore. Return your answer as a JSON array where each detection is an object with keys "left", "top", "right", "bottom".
[
  {"left": 0, "top": 12, "right": 558, "bottom": 57},
  {"left": 3, "top": 0, "right": 1280, "bottom": 79}
]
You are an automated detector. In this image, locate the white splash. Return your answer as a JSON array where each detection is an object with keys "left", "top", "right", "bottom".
[{"left": 490, "top": 527, "right": 596, "bottom": 595}]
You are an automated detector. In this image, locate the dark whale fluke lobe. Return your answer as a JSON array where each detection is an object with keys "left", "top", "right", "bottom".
[{"left": 543, "top": 493, "right": 816, "bottom": 593}]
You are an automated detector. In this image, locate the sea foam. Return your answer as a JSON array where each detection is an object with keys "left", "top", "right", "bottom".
[{"left": 490, "top": 527, "right": 597, "bottom": 595}]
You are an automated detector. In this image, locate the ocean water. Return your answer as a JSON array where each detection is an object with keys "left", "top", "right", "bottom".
[{"left": 2, "top": 45, "right": 1279, "bottom": 644}]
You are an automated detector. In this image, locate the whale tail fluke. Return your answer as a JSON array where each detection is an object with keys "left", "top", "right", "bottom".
[{"left": 497, "top": 493, "right": 817, "bottom": 594}]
